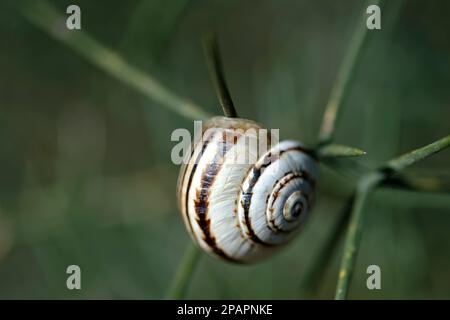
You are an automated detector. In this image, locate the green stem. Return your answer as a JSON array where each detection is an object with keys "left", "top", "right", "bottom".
[
  {"left": 318, "top": 144, "right": 366, "bottom": 160},
  {"left": 334, "top": 173, "right": 381, "bottom": 299},
  {"left": 335, "top": 135, "right": 450, "bottom": 299},
  {"left": 384, "top": 135, "right": 450, "bottom": 173},
  {"left": 298, "top": 195, "right": 354, "bottom": 298},
  {"left": 165, "top": 244, "right": 202, "bottom": 299},
  {"left": 21, "top": 0, "right": 210, "bottom": 120},
  {"left": 318, "top": 0, "right": 383, "bottom": 145},
  {"left": 202, "top": 33, "right": 238, "bottom": 118}
]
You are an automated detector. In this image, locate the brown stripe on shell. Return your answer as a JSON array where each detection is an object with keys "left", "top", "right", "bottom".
[
  {"left": 177, "top": 140, "right": 198, "bottom": 207},
  {"left": 283, "top": 145, "right": 318, "bottom": 161},
  {"left": 268, "top": 171, "right": 312, "bottom": 209},
  {"left": 270, "top": 192, "right": 310, "bottom": 233},
  {"left": 233, "top": 188, "right": 256, "bottom": 254},
  {"left": 278, "top": 147, "right": 316, "bottom": 187},
  {"left": 240, "top": 146, "right": 316, "bottom": 246},
  {"left": 267, "top": 171, "right": 307, "bottom": 233},
  {"left": 240, "top": 161, "right": 273, "bottom": 246},
  {"left": 182, "top": 135, "right": 213, "bottom": 238},
  {"left": 193, "top": 130, "right": 240, "bottom": 262}
]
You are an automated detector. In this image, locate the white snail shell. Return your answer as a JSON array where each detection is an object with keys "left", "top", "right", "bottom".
[{"left": 177, "top": 116, "right": 318, "bottom": 263}]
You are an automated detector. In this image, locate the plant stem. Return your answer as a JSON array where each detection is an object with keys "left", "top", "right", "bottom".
[
  {"left": 335, "top": 135, "right": 450, "bottom": 299},
  {"left": 165, "top": 244, "right": 202, "bottom": 299},
  {"left": 21, "top": 0, "right": 210, "bottom": 120},
  {"left": 298, "top": 195, "right": 354, "bottom": 298},
  {"left": 334, "top": 172, "right": 381, "bottom": 299},
  {"left": 202, "top": 33, "right": 238, "bottom": 118},
  {"left": 311, "top": 0, "right": 381, "bottom": 298},
  {"left": 318, "top": 0, "right": 383, "bottom": 145},
  {"left": 318, "top": 144, "right": 366, "bottom": 160},
  {"left": 165, "top": 34, "right": 239, "bottom": 299},
  {"left": 384, "top": 135, "right": 450, "bottom": 173}
]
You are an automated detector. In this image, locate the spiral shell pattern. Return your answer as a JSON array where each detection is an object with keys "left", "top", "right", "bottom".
[{"left": 177, "top": 117, "right": 318, "bottom": 263}]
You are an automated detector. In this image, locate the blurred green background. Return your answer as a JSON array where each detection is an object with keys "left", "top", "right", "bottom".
[{"left": 0, "top": 0, "right": 449, "bottom": 299}]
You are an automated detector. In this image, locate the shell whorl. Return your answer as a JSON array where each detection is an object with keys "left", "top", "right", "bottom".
[{"left": 177, "top": 116, "right": 318, "bottom": 263}]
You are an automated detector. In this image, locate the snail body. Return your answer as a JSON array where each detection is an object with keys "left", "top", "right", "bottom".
[{"left": 177, "top": 116, "right": 318, "bottom": 263}]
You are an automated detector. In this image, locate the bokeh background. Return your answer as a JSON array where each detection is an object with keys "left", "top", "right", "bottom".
[{"left": 1, "top": 0, "right": 449, "bottom": 299}]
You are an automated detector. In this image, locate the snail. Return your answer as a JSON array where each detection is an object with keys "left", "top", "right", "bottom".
[
  {"left": 177, "top": 116, "right": 318, "bottom": 263},
  {"left": 175, "top": 35, "right": 318, "bottom": 263}
]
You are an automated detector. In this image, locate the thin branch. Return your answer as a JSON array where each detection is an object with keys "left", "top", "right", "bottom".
[
  {"left": 318, "top": 0, "right": 383, "bottom": 145},
  {"left": 318, "top": 144, "right": 366, "bottom": 160},
  {"left": 334, "top": 172, "right": 381, "bottom": 299},
  {"left": 383, "top": 135, "right": 450, "bottom": 173},
  {"left": 335, "top": 135, "right": 450, "bottom": 299},
  {"left": 202, "top": 33, "right": 238, "bottom": 118},
  {"left": 165, "top": 244, "right": 202, "bottom": 299},
  {"left": 298, "top": 195, "right": 354, "bottom": 298},
  {"left": 21, "top": 0, "right": 210, "bottom": 120},
  {"left": 165, "top": 34, "right": 239, "bottom": 299}
]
